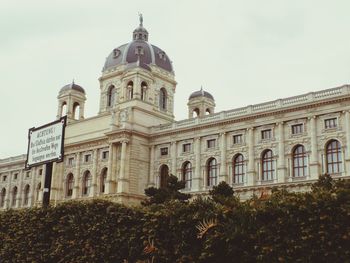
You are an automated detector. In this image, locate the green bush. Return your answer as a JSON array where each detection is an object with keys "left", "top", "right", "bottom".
[{"left": 0, "top": 176, "right": 349, "bottom": 262}]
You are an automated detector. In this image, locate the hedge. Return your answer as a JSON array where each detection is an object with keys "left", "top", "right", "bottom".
[{"left": 0, "top": 178, "right": 349, "bottom": 262}]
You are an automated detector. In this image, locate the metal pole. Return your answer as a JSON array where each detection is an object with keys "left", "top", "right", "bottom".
[{"left": 42, "top": 162, "right": 53, "bottom": 208}]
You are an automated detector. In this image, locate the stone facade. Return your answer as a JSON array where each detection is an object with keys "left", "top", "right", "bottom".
[{"left": 1, "top": 21, "right": 350, "bottom": 209}]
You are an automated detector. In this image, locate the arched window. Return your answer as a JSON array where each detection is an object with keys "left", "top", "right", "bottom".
[
  {"left": 292, "top": 145, "right": 308, "bottom": 177},
  {"left": 12, "top": 186, "right": 17, "bottom": 207},
  {"left": 82, "top": 171, "right": 92, "bottom": 196},
  {"left": 73, "top": 102, "right": 80, "bottom": 120},
  {"left": 182, "top": 161, "right": 192, "bottom": 189},
  {"left": 107, "top": 85, "right": 116, "bottom": 107},
  {"left": 66, "top": 174, "right": 74, "bottom": 197},
  {"left": 61, "top": 102, "right": 67, "bottom": 117},
  {"left": 141, "top": 81, "right": 147, "bottom": 101},
  {"left": 206, "top": 108, "right": 211, "bottom": 115},
  {"left": 23, "top": 185, "right": 30, "bottom": 206},
  {"left": 36, "top": 182, "right": 41, "bottom": 202},
  {"left": 159, "top": 165, "right": 169, "bottom": 188},
  {"left": 159, "top": 88, "right": 167, "bottom": 111},
  {"left": 0, "top": 188, "right": 6, "bottom": 208},
  {"left": 326, "top": 140, "right": 342, "bottom": 174},
  {"left": 127, "top": 81, "right": 134, "bottom": 100},
  {"left": 207, "top": 158, "right": 217, "bottom": 187},
  {"left": 262, "top": 150, "right": 274, "bottom": 181},
  {"left": 233, "top": 154, "right": 245, "bottom": 184},
  {"left": 192, "top": 108, "right": 200, "bottom": 118},
  {"left": 100, "top": 168, "right": 107, "bottom": 193}
]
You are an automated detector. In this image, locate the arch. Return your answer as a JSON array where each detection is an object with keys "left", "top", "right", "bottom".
[
  {"left": 82, "top": 170, "right": 92, "bottom": 196},
  {"left": 141, "top": 81, "right": 148, "bottom": 101},
  {"left": 292, "top": 144, "right": 307, "bottom": 177},
  {"left": 66, "top": 173, "right": 74, "bottom": 197},
  {"left": 11, "top": 186, "right": 17, "bottom": 207},
  {"left": 127, "top": 81, "right": 134, "bottom": 99},
  {"left": 233, "top": 154, "right": 245, "bottom": 184},
  {"left": 261, "top": 149, "right": 274, "bottom": 181},
  {"left": 107, "top": 85, "right": 116, "bottom": 107},
  {"left": 0, "top": 188, "right": 6, "bottom": 208},
  {"left": 100, "top": 167, "right": 108, "bottom": 193},
  {"left": 192, "top": 108, "right": 200, "bottom": 118},
  {"left": 73, "top": 102, "right": 80, "bottom": 120},
  {"left": 159, "top": 164, "right": 169, "bottom": 188},
  {"left": 207, "top": 157, "right": 217, "bottom": 187},
  {"left": 182, "top": 161, "right": 192, "bottom": 189},
  {"left": 326, "top": 139, "right": 342, "bottom": 174},
  {"left": 23, "top": 184, "right": 30, "bottom": 206},
  {"left": 159, "top": 88, "right": 167, "bottom": 111},
  {"left": 205, "top": 108, "right": 211, "bottom": 115},
  {"left": 61, "top": 101, "right": 67, "bottom": 117}
]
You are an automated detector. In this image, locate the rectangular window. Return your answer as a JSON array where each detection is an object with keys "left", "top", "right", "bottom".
[
  {"left": 291, "top": 124, "right": 303, "bottom": 135},
  {"left": 183, "top": 143, "right": 191, "bottom": 152},
  {"left": 39, "top": 169, "right": 43, "bottom": 175},
  {"left": 261, "top": 129, "right": 272, "bottom": 140},
  {"left": 102, "top": 151, "right": 109, "bottom": 160},
  {"left": 3, "top": 176, "right": 7, "bottom": 182},
  {"left": 84, "top": 154, "right": 91, "bottom": 163},
  {"left": 325, "top": 118, "right": 337, "bottom": 129},
  {"left": 26, "top": 172, "right": 30, "bottom": 178},
  {"left": 160, "top": 147, "right": 168, "bottom": 156},
  {"left": 233, "top": 134, "right": 243, "bottom": 144},
  {"left": 14, "top": 173, "right": 18, "bottom": 180},
  {"left": 207, "top": 139, "right": 216, "bottom": 148},
  {"left": 68, "top": 157, "right": 74, "bottom": 166}
]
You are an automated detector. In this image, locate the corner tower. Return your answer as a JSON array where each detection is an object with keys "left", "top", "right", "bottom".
[
  {"left": 57, "top": 81, "right": 86, "bottom": 122},
  {"left": 98, "top": 15, "right": 176, "bottom": 127},
  {"left": 188, "top": 87, "right": 215, "bottom": 118}
]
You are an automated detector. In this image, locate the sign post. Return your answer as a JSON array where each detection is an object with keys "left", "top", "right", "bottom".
[{"left": 25, "top": 116, "right": 66, "bottom": 207}]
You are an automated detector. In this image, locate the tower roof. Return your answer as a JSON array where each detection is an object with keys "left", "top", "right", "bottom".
[
  {"left": 59, "top": 81, "right": 85, "bottom": 94},
  {"left": 103, "top": 15, "right": 173, "bottom": 73},
  {"left": 189, "top": 87, "right": 214, "bottom": 100}
]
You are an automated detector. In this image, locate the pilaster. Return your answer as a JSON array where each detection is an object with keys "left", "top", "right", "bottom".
[
  {"left": 277, "top": 122, "right": 287, "bottom": 183},
  {"left": 219, "top": 132, "right": 227, "bottom": 182},
  {"left": 309, "top": 116, "right": 320, "bottom": 179},
  {"left": 247, "top": 127, "right": 256, "bottom": 186},
  {"left": 192, "top": 137, "right": 202, "bottom": 191}
]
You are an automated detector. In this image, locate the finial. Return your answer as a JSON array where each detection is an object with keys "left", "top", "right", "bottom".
[
  {"left": 200, "top": 86, "right": 204, "bottom": 95},
  {"left": 139, "top": 13, "right": 143, "bottom": 27}
]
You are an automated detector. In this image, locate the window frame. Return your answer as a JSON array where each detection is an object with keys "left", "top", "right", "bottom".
[
  {"left": 326, "top": 140, "right": 342, "bottom": 174},
  {"left": 233, "top": 154, "right": 245, "bottom": 184},
  {"left": 182, "top": 161, "right": 192, "bottom": 189},
  {"left": 261, "top": 150, "right": 274, "bottom": 181},
  {"left": 261, "top": 129, "right": 272, "bottom": 140},
  {"left": 292, "top": 145, "right": 308, "bottom": 178},
  {"left": 207, "top": 158, "right": 218, "bottom": 187}
]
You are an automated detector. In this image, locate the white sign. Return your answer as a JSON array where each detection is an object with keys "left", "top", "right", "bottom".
[{"left": 26, "top": 116, "right": 66, "bottom": 168}]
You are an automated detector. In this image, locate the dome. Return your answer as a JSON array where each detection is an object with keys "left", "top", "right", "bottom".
[
  {"left": 60, "top": 81, "right": 85, "bottom": 94},
  {"left": 189, "top": 87, "right": 214, "bottom": 100},
  {"left": 103, "top": 16, "right": 173, "bottom": 73}
]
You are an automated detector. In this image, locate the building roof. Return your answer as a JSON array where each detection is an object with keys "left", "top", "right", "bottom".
[
  {"left": 103, "top": 19, "right": 173, "bottom": 73},
  {"left": 189, "top": 87, "right": 214, "bottom": 100},
  {"left": 60, "top": 81, "right": 85, "bottom": 94}
]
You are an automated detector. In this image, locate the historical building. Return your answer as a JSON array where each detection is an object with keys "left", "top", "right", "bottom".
[{"left": 1, "top": 17, "right": 350, "bottom": 209}]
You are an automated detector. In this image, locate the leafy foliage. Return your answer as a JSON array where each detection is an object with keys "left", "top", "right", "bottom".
[
  {"left": 0, "top": 176, "right": 349, "bottom": 262},
  {"left": 142, "top": 174, "right": 191, "bottom": 205}
]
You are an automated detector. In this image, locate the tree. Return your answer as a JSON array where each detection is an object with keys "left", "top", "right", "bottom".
[
  {"left": 209, "top": 181, "right": 235, "bottom": 204},
  {"left": 142, "top": 175, "right": 191, "bottom": 205}
]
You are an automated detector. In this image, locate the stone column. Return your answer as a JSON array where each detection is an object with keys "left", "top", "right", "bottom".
[
  {"left": 192, "top": 137, "right": 202, "bottom": 191},
  {"left": 309, "top": 116, "right": 320, "bottom": 179},
  {"left": 91, "top": 149, "right": 98, "bottom": 196},
  {"left": 148, "top": 145, "right": 155, "bottom": 187},
  {"left": 171, "top": 141, "right": 177, "bottom": 176},
  {"left": 117, "top": 140, "right": 129, "bottom": 193},
  {"left": 16, "top": 170, "right": 24, "bottom": 208},
  {"left": 247, "top": 128, "right": 256, "bottom": 186},
  {"left": 72, "top": 152, "right": 80, "bottom": 198},
  {"left": 219, "top": 132, "right": 227, "bottom": 182},
  {"left": 106, "top": 144, "right": 114, "bottom": 194},
  {"left": 277, "top": 122, "right": 286, "bottom": 183},
  {"left": 29, "top": 167, "right": 36, "bottom": 207},
  {"left": 345, "top": 111, "right": 350, "bottom": 159}
]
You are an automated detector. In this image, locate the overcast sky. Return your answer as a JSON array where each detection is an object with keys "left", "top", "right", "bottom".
[{"left": 1, "top": 0, "right": 350, "bottom": 158}]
